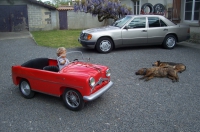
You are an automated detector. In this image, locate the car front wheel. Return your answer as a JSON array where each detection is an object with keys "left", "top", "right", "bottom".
[
  {"left": 96, "top": 37, "right": 113, "bottom": 53},
  {"left": 19, "top": 79, "right": 35, "bottom": 99},
  {"left": 162, "top": 35, "right": 177, "bottom": 49},
  {"left": 63, "top": 89, "right": 84, "bottom": 111}
]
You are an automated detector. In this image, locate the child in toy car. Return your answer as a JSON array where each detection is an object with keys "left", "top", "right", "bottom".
[{"left": 56, "top": 47, "right": 70, "bottom": 70}]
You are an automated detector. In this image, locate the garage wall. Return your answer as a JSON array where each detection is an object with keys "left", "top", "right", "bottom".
[
  {"left": 0, "top": 0, "right": 29, "bottom": 32},
  {"left": 0, "top": 0, "right": 59, "bottom": 32}
]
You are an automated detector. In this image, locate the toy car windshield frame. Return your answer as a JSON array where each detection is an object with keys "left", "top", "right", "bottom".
[{"left": 66, "top": 51, "right": 90, "bottom": 62}]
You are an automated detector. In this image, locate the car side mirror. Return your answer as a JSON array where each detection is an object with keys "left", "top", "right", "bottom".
[{"left": 124, "top": 26, "right": 129, "bottom": 30}]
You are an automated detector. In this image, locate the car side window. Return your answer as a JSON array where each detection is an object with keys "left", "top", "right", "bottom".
[
  {"left": 148, "top": 17, "right": 167, "bottom": 27},
  {"left": 160, "top": 19, "right": 167, "bottom": 27},
  {"left": 127, "top": 17, "right": 146, "bottom": 29},
  {"left": 148, "top": 17, "right": 160, "bottom": 27}
]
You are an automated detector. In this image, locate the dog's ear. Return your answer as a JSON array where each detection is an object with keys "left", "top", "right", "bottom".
[{"left": 157, "top": 60, "right": 160, "bottom": 66}]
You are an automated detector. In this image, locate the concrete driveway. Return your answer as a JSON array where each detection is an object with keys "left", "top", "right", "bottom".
[{"left": 0, "top": 32, "right": 200, "bottom": 132}]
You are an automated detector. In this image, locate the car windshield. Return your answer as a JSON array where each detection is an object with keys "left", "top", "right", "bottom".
[{"left": 111, "top": 16, "right": 132, "bottom": 28}]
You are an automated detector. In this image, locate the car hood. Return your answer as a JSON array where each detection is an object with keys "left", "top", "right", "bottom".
[
  {"left": 60, "top": 62, "right": 106, "bottom": 77},
  {"left": 83, "top": 26, "right": 119, "bottom": 33}
]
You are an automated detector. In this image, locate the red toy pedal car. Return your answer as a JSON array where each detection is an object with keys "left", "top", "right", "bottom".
[{"left": 12, "top": 51, "right": 113, "bottom": 111}]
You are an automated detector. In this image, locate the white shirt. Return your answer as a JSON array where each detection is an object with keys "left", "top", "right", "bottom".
[{"left": 57, "top": 56, "right": 70, "bottom": 70}]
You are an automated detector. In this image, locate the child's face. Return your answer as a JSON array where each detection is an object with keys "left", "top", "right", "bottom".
[
  {"left": 60, "top": 50, "right": 66, "bottom": 57},
  {"left": 61, "top": 55, "right": 66, "bottom": 58}
]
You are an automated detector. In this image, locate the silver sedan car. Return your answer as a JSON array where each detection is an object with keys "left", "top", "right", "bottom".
[{"left": 78, "top": 15, "right": 190, "bottom": 53}]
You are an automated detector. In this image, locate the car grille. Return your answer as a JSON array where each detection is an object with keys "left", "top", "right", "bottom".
[{"left": 80, "top": 32, "right": 84, "bottom": 39}]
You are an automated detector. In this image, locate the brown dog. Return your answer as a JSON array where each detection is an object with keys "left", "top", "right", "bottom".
[
  {"left": 152, "top": 60, "right": 186, "bottom": 73},
  {"left": 135, "top": 67, "right": 179, "bottom": 82}
]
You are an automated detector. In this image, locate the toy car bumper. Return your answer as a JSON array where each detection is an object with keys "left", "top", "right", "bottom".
[
  {"left": 78, "top": 38, "right": 96, "bottom": 49},
  {"left": 83, "top": 81, "right": 113, "bottom": 101}
]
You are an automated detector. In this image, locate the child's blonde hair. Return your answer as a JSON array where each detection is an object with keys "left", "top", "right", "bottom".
[{"left": 57, "top": 47, "right": 66, "bottom": 57}]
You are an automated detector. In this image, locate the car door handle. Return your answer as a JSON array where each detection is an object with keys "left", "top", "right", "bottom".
[
  {"left": 163, "top": 29, "right": 168, "bottom": 31},
  {"left": 142, "top": 30, "right": 147, "bottom": 32}
]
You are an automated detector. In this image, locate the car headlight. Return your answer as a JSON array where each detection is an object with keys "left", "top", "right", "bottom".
[
  {"left": 89, "top": 77, "right": 95, "bottom": 87},
  {"left": 106, "top": 69, "right": 111, "bottom": 77},
  {"left": 84, "top": 33, "right": 92, "bottom": 40}
]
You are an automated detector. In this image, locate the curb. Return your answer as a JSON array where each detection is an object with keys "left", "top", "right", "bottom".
[
  {"left": 0, "top": 31, "right": 31, "bottom": 40},
  {"left": 178, "top": 42, "right": 200, "bottom": 50}
]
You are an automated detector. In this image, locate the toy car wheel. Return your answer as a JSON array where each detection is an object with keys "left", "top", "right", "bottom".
[
  {"left": 19, "top": 79, "right": 35, "bottom": 99},
  {"left": 162, "top": 35, "right": 177, "bottom": 49},
  {"left": 96, "top": 37, "right": 113, "bottom": 53},
  {"left": 63, "top": 89, "right": 84, "bottom": 111}
]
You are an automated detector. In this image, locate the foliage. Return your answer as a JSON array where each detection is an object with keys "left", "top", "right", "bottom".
[
  {"left": 52, "top": 0, "right": 69, "bottom": 7},
  {"left": 73, "top": 0, "right": 132, "bottom": 22},
  {"left": 37, "top": 0, "right": 70, "bottom": 8}
]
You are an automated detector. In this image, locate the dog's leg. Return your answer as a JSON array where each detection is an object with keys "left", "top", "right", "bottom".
[
  {"left": 141, "top": 72, "right": 153, "bottom": 81},
  {"left": 139, "top": 76, "right": 146, "bottom": 80},
  {"left": 145, "top": 75, "right": 154, "bottom": 81},
  {"left": 168, "top": 75, "right": 179, "bottom": 82},
  {"left": 167, "top": 75, "right": 176, "bottom": 82},
  {"left": 175, "top": 74, "right": 179, "bottom": 82},
  {"left": 139, "top": 73, "right": 152, "bottom": 80},
  {"left": 173, "top": 71, "right": 179, "bottom": 82}
]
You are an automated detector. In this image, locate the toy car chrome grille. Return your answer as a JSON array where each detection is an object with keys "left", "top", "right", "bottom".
[{"left": 91, "top": 78, "right": 109, "bottom": 91}]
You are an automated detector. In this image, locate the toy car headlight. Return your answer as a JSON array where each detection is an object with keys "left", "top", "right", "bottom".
[
  {"left": 106, "top": 69, "right": 111, "bottom": 77},
  {"left": 84, "top": 33, "right": 92, "bottom": 40},
  {"left": 89, "top": 77, "right": 95, "bottom": 87}
]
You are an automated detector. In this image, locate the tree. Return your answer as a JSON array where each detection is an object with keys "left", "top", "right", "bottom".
[{"left": 73, "top": 0, "right": 132, "bottom": 22}]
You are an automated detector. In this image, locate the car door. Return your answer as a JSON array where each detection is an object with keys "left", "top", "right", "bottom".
[
  {"left": 147, "top": 17, "right": 168, "bottom": 44},
  {"left": 28, "top": 69, "right": 63, "bottom": 96},
  {"left": 121, "top": 17, "right": 147, "bottom": 45}
]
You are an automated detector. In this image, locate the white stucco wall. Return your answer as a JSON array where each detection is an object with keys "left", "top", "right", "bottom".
[{"left": 67, "top": 11, "right": 105, "bottom": 30}]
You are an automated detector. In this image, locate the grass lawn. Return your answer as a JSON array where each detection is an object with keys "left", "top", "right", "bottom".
[{"left": 31, "top": 30, "right": 82, "bottom": 48}]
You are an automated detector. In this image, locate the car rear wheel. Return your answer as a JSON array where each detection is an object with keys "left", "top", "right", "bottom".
[
  {"left": 63, "top": 89, "right": 84, "bottom": 111},
  {"left": 19, "top": 79, "right": 35, "bottom": 99},
  {"left": 162, "top": 35, "right": 177, "bottom": 49},
  {"left": 96, "top": 37, "right": 113, "bottom": 53}
]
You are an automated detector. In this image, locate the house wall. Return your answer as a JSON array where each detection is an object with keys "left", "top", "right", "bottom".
[
  {"left": 27, "top": 4, "right": 59, "bottom": 31},
  {"left": 122, "top": 0, "right": 200, "bottom": 31},
  {"left": 67, "top": 11, "right": 105, "bottom": 30}
]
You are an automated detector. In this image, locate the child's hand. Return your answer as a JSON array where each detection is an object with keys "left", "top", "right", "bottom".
[{"left": 60, "top": 58, "right": 66, "bottom": 65}]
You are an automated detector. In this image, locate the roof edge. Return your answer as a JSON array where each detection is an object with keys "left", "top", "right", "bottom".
[{"left": 29, "top": 0, "right": 56, "bottom": 10}]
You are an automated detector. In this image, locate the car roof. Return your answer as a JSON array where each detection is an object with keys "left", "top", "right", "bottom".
[
  {"left": 126, "top": 15, "right": 175, "bottom": 26},
  {"left": 126, "top": 14, "right": 165, "bottom": 18}
]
